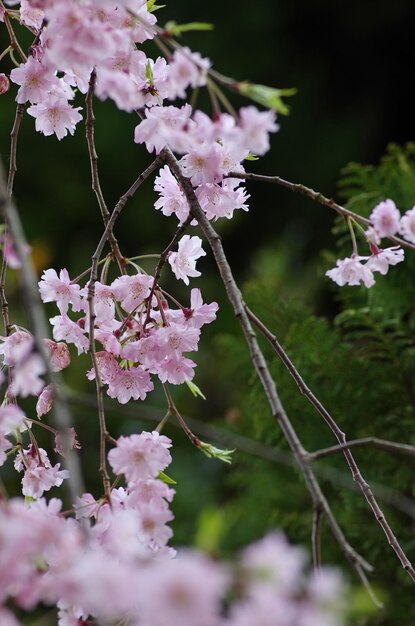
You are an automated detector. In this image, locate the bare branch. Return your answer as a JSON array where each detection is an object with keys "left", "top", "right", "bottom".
[
  {"left": 228, "top": 170, "right": 415, "bottom": 252},
  {"left": 312, "top": 506, "right": 323, "bottom": 572},
  {"left": 245, "top": 304, "right": 415, "bottom": 582},
  {"left": 308, "top": 438, "right": 415, "bottom": 462}
]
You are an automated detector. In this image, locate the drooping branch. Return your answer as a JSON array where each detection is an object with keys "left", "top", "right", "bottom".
[
  {"left": 244, "top": 304, "right": 415, "bottom": 582},
  {"left": 161, "top": 146, "right": 375, "bottom": 588},
  {"left": 0, "top": 161, "right": 85, "bottom": 504},
  {"left": 228, "top": 170, "right": 415, "bottom": 252}
]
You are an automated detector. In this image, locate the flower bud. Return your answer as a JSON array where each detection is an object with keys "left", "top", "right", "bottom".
[{"left": 0, "top": 73, "right": 10, "bottom": 95}]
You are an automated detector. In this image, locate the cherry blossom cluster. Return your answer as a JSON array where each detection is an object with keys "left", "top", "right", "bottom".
[
  {"left": 0, "top": 431, "right": 346, "bottom": 626},
  {"left": 326, "top": 199, "right": 408, "bottom": 288},
  {"left": 37, "top": 262, "right": 218, "bottom": 404}
]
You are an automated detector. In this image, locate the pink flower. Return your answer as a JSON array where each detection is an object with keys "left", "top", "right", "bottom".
[
  {"left": 157, "top": 354, "right": 196, "bottom": 385},
  {"left": 325, "top": 255, "right": 375, "bottom": 288},
  {"left": 154, "top": 165, "right": 190, "bottom": 224},
  {"left": 87, "top": 351, "right": 119, "bottom": 384},
  {"left": 399, "top": 206, "right": 415, "bottom": 244},
  {"left": 10, "top": 353, "right": 46, "bottom": 397},
  {"left": 180, "top": 143, "right": 224, "bottom": 185},
  {"left": 239, "top": 106, "right": 279, "bottom": 155},
  {"left": 182, "top": 288, "right": 218, "bottom": 328},
  {"left": 0, "top": 434, "right": 13, "bottom": 466},
  {"left": 168, "top": 235, "right": 206, "bottom": 285},
  {"left": 15, "top": 445, "right": 69, "bottom": 498},
  {"left": 44, "top": 338, "right": 71, "bottom": 371},
  {"left": 54, "top": 427, "right": 81, "bottom": 457},
  {"left": 36, "top": 384, "right": 54, "bottom": 418},
  {"left": 0, "top": 330, "right": 33, "bottom": 366},
  {"left": 50, "top": 315, "right": 89, "bottom": 354},
  {"left": 111, "top": 274, "right": 153, "bottom": 313},
  {"left": 10, "top": 56, "right": 59, "bottom": 104},
  {"left": 157, "top": 323, "right": 200, "bottom": 357},
  {"left": 366, "top": 246, "right": 404, "bottom": 275},
  {"left": 0, "top": 73, "right": 10, "bottom": 95},
  {"left": 108, "top": 431, "right": 172, "bottom": 482},
  {"left": 134, "top": 104, "right": 194, "bottom": 154},
  {"left": 39, "top": 268, "right": 83, "bottom": 314},
  {"left": 0, "top": 404, "right": 27, "bottom": 435},
  {"left": 166, "top": 47, "right": 210, "bottom": 99},
  {"left": 106, "top": 366, "right": 153, "bottom": 404},
  {"left": 20, "top": 0, "right": 45, "bottom": 30},
  {"left": 27, "top": 97, "right": 83, "bottom": 140},
  {"left": 369, "top": 199, "right": 401, "bottom": 238}
]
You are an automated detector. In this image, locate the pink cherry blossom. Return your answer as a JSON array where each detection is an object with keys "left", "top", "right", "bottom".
[
  {"left": 182, "top": 288, "right": 219, "bottom": 328},
  {"left": 111, "top": 273, "right": 153, "bottom": 313},
  {"left": 0, "top": 404, "right": 27, "bottom": 435},
  {"left": 157, "top": 354, "right": 196, "bottom": 385},
  {"left": 108, "top": 431, "right": 172, "bottom": 482},
  {"left": 166, "top": 47, "right": 211, "bottom": 99},
  {"left": 0, "top": 434, "right": 13, "bottom": 466},
  {"left": 44, "top": 338, "right": 71, "bottom": 371},
  {"left": 0, "top": 73, "right": 10, "bottom": 95},
  {"left": 10, "top": 56, "right": 59, "bottom": 104},
  {"left": 15, "top": 446, "right": 69, "bottom": 498},
  {"left": 239, "top": 106, "right": 279, "bottom": 155},
  {"left": 369, "top": 199, "right": 401, "bottom": 238},
  {"left": 180, "top": 143, "right": 225, "bottom": 185},
  {"left": 0, "top": 330, "right": 33, "bottom": 366},
  {"left": 10, "top": 353, "right": 46, "bottom": 397},
  {"left": 366, "top": 246, "right": 404, "bottom": 275},
  {"left": 39, "top": 268, "right": 83, "bottom": 314},
  {"left": 27, "top": 97, "right": 83, "bottom": 140},
  {"left": 20, "top": 0, "right": 45, "bottom": 30},
  {"left": 399, "top": 206, "right": 415, "bottom": 244},
  {"left": 50, "top": 315, "right": 89, "bottom": 354},
  {"left": 54, "top": 427, "right": 81, "bottom": 457},
  {"left": 36, "top": 384, "right": 54, "bottom": 418},
  {"left": 154, "top": 165, "right": 190, "bottom": 224},
  {"left": 134, "top": 103, "right": 195, "bottom": 154},
  {"left": 106, "top": 366, "right": 153, "bottom": 404},
  {"left": 86, "top": 350, "right": 119, "bottom": 384},
  {"left": 325, "top": 255, "right": 375, "bottom": 288},
  {"left": 168, "top": 235, "right": 206, "bottom": 285}
]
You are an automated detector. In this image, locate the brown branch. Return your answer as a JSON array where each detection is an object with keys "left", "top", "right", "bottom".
[
  {"left": 161, "top": 146, "right": 375, "bottom": 586},
  {"left": 3, "top": 13, "right": 27, "bottom": 63},
  {"left": 144, "top": 215, "right": 192, "bottom": 328},
  {"left": 312, "top": 505, "right": 323, "bottom": 572},
  {"left": 0, "top": 160, "right": 85, "bottom": 504},
  {"left": 228, "top": 170, "right": 415, "bottom": 252},
  {"left": 85, "top": 74, "right": 126, "bottom": 274},
  {"left": 308, "top": 438, "right": 415, "bottom": 462},
  {"left": 245, "top": 304, "right": 415, "bottom": 582}
]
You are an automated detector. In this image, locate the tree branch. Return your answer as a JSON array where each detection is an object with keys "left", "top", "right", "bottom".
[
  {"left": 228, "top": 170, "right": 415, "bottom": 251},
  {"left": 308, "top": 438, "right": 415, "bottom": 462},
  {"left": 161, "top": 146, "right": 375, "bottom": 587},
  {"left": 245, "top": 304, "right": 415, "bottom": 582}
]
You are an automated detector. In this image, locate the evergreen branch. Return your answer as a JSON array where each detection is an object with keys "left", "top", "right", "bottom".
[
  {"left": 161, "top": 146, "right": 375, "bottom": 587},
  {"left": 228, "top": 170, "right": 415, "bottom": 251}
]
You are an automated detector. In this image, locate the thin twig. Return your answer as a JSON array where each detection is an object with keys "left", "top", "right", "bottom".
[
  {"left": 228, "top": 170, "right": 415, "bottom": 252},
  {"left": 312, "top": 505, "right": 323, "bottom": 572},
  {"left": 144, "top": 215, "right": 192, "bottom": 328},
  {"left": 0, "top": 161, "right": 85, "bottom": 504},
  {"left": 161, "top": 146, "right": 375, "bottom": 589},
  {"left": 87, "top": 159, "right": 161, "bottom": 500},
  {"left": 3, "top": 13, "right": 27, "bottom": 62},
  {"left": 308, "top": 437, "right": 415, "bottom": 462},
  {"left": 245, "top": 304, "right": 415, "bottom": 582},
  {"left": 85, "top": 73, "right": 126, "bottom": 273}
]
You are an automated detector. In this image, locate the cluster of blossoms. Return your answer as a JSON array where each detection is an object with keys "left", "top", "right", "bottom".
[
  {"left": 37, "top": 260, "right": 218, "bottom": 404},
  {"left": 326, "top": 199, "right": 410, "bottom": 288},
  {"left": 0, "top": 433, "right": 346, "bottom": 626}
]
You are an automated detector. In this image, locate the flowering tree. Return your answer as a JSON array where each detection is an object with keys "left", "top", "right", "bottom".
[{"left": 1, "top": 1, "right": 415, "bottom": 624}]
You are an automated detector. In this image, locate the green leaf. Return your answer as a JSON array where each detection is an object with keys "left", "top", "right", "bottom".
[
  {"left": 164, "top": 21, "right": 214, "bottom": 36},
  {"left": 245, "top": 152, "right": 260, "bottom": 161},
  {"left": 145, "top": 61, "right": 154, "bottom": 86},
  {"left": 147, "top": 0, "right": 165, "bottom": 12},
  {"left": 158, "top": 471, "right": 177, "bottom": 485},
  {"left": 237, "top": 81, "right": 297, "bottom": 115},
  {"left": 198, "top": 441, "right": 235, "bottom": 464},
  {"left": 185, "top": 379, "right": 206, "bottom": 400}
]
